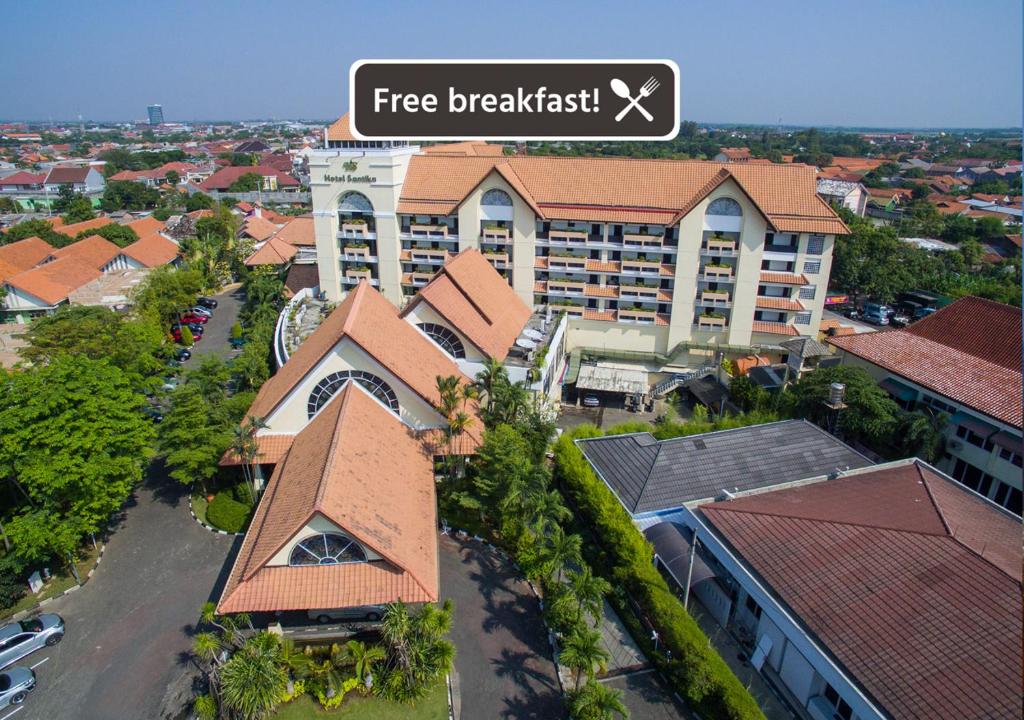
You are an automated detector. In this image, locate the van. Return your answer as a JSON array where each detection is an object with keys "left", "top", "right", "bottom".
[{"left": 861, "top": 303, "right": 890, "bottom": 326}]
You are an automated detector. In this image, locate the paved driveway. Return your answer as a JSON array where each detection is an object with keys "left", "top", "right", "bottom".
[
  {"left": 16, "top": 469, "right": 238, "bottom": 720},
  {"left": 602, "top": 670, "right": 692, "bottom": 720},
  {"left": 191, "top": 286, "right": 244, "bottom": 361},
  {"left": 439, "top": 535, "right": 564, "bottom": 720}
]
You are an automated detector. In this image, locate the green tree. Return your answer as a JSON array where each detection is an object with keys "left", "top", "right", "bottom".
[
  {"left": 60, "top": 191, "right": 96, "bottom": 224},
  {"left": 344, "top": 639, "right": 385, "bottom": 688},
  {"left": 100, "top": 180, "right": 161, "bottom": 212},
  {"left": 186, "top": 192, "right": 216, "bottom": 212},
  {"left": 565, "top": 566, "right": 611, "bottom": 628},
  {"left": 377, "top": 600, "right": 455, "bottom": 703},
  {"left": 133, "top": 266, "right": 206, "bottom": 327},
  {"left": 893, "top": 410, "right": 946, "bottom": 463},
  {"left": 787, "top": 366, "right": 899, "bottom": 446},
  {"left": 568, "top": 680, "right": 630, "bottom": 720},
  {"left": 959, "top": 238, "right": 983, "bottom": 267},
  {"left": 0, "top": 218, "right": 73, "bottom": 248},
  {"left": 0, "top": 197, "right": 18, "bottom": 213},
  {"left": 941, "top": 215, "right": 975, "bottom": 244},
  {"left": 974, "top": 215, "right": 1005, "bottom": 240},
  {"left": 728, "top": 374, "right": 771, "bottom": 412},
  {"left": 0, "top": 356, "right": 154, "bottom": 564},
  {"left": 559, "top": 627, "right": 610, "bottom": 691},
  {"left": 77, "top": 222, "right": 138, "bottom": 248},
  {"left": 228, "top": 172, "right": 264, "bottom": 193},
  {"left": 165, "top": 169, "right": 181, "bottom": 186},
  {"left": 219, "top": 632, "right": 288, "bottom": 720},
  {"left": 159, "top": 384, "right": 232, "bottom": 494}
]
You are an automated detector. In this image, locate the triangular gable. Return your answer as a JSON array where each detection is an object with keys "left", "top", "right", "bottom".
[{"left": 669, "top": 168, "right": 778, "bottom": 230}]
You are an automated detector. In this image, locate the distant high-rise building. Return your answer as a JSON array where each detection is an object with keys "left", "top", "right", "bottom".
[{"left": 147, "top": 104, "right": 164, "bottom": 125}]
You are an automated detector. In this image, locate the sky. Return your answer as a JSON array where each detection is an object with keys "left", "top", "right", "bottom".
[{"left": 1, "top": 0, "right": 1021, "bottom": 128}]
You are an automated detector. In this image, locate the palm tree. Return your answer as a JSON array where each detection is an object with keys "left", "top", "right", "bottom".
[
  {"left": 305, "top": 643, "right": 349, "bottom": 699},
  {"left": 230, "top": 416, "right": 267, "bottom": 503},
  {"left": 543, "top": 524, "right": 583, "bottom": 584},
  {"left": 344, "top": 639, "right": 385, "bottom": 689},
  {"left": 475, "top": 358, "right": 508, "bottom": 408},
  {"left": 568, "top": 679, "right": 629, "bottom": 720},
  {"left": 494, "top": 381, "right": 530, "bottom": 425},
  {"left": 219, "top": 632, "right": 288, "bottom": 720},
  {"left": 567, "top": 566, "right": 611, "bottom": 627},
  {"left": 379, "top": 600, "right": 455, "bottom": 703},
  {"left": 560, "top": 627, "right": 610, "bottom": 691},
  {"left": 200, "top": 602, "right": 245, "bottom": 647}
]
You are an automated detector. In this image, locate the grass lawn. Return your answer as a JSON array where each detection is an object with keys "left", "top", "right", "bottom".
[
  {"left": 272, "top": 682, "right": 448, "bottom": 720},
  {"left": 191, "top": 492, "right": 210, "bottom": 525},
  {"left": 0, "top": 542, "right": 103, "bottom": 621}
]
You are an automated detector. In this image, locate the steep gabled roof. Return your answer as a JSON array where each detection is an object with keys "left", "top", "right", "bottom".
[
  {"left": 0, "top": 236, "right": 55, "bottom": 276},
  {"left": 701, "top": 460, "right": 1021, "bottom": 720},
  {"left": 272, "top": 216, "right": 315, "bottom": 246},
  {"left": 239, "top": 215, "right": 281, "bottom": 241},
  {"left": 121, "top": 233, "right": 179, "bottom": 268},
  {"left": 51, "top": 234, "right": 121, "bottom": 270},
  {"left": 44, "top": 166, "right": 93, "bottom": 184},
  {"left": 217, "top": 383, "right": 438, "bottom": 613},
  {"left": 5, "top": 255, "right": 102, "bottom": 305},
  {"left": 402, "top": 249, "right": 532, "bottom": 361},
  {"left": 124, "top": 215, "right": 165, "bottom": 238},
  {"left": 244, "top": 235, "right": 297, "bottom": 266},
  {"left": 52, "top": 216, "right": 113, "bottom": 238}
]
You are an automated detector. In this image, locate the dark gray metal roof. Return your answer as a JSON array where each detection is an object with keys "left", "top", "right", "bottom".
[
  {"left": 644, "top": 522, "right": 716, "bottom": 587},
  {"left": 577, "top": 419, "right": 872, "bottom": 514}
]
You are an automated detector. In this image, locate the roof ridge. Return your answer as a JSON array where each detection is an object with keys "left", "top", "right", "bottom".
[
  {"left": 633, "top": 435, "right": 664, "bottom": 514},
  {"left": 704, "top": 502, "right": 953, "bottom": 537},
  {"left": 313, "top": 383, "right": 353, "bottom": 512},
  {"left": 916, "top": 461, "right": 952, "bottom": 537}
]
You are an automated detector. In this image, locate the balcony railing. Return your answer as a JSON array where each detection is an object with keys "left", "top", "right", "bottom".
[
  {"left": 548, "top": 302, "right": 585, "bottom": 316},
  {"left": 701, "top": 265, "right": 734, "bottom": 280},
  {"left": 619, "top": 284, "right": 660, "bottom": 299},
  {"left": 481, "top": 226, "right": 510, "bottom": 241},
  {"left": 340, "top": 222, "right": 369, "bottom": 238},
  {"left": 623, "top": 233, "right": 664, "bottom": 248},
  {"left": 548, "top": 279, "right": 587, "bottom": 293},
  {"left": 341, "top": 243, "right": 371, "bottom": 259},
  {"left": 549, "top": 229, "right": 589, "bottom": 244},
  {"left": 548, "top": 255, "right": 588, "bottom": 269},
  {"left": 410, "top": 223, "right": 449, "bottom": 238},
  {"left": 482, "top": 250, "right": 509, "bottom": 263},
  {"left": 618, "top": 308, "right": 658, "bottom": 322},
  {"left": 621, "top": 258, "right": 662, "bottom": 273},
  {"left": 345, "top": 268, "right": 373, "bottom": 280},
  {"left": 700, "top": 290, "right": 731, "bottom": 306},
  {"left": 697, "top": 314, "right": 728, "bottom": 330},
  {"left": 410, "top": 246, "right": 448, "bottom": 260},
  {"left": 704, "top": 237, "right": 737, "bottom": 253},
  {"left": 764, "top": 243, "right": 798, "bottom": 253}
]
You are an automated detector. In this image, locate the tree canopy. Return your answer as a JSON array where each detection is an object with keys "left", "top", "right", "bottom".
[
  {"left": 100, "top": 180, "right": 161, "bottom": 212},
  {"left": 76, "top": 222, "right": 139, "bottom": 248}
]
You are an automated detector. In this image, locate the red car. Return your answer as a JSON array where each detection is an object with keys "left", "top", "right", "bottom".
[
  {"left": 171, "top": 327, "right": 202, "bottom": 343},
  {"left": 180, "top": 313, "right": 209, "bottom": 325}
]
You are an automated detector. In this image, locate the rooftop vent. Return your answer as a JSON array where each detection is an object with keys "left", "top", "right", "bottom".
[{"left": 693, "top": 439, "right": 707, "bottom": 450}]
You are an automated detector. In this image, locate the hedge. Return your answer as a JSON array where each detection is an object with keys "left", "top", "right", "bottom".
[
  {"left": 206, "top": 492, "right": 253, "bottom": 533},
  {"left": 554, "top": 425, "right": 766, "bottom": 720}
]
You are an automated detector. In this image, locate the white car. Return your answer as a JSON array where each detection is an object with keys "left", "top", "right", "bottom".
[
  {"left": 190, "top": 306, "right": 214, "bottom": 318},
  {"left": 0, "top": 667, "right": 35, "bottom": 707},
  {"left": 308, "top": 605, "right": 385, "bottom": 624},
  {"left": 0, "top": 615, "right": 64, "bottom": 669}
]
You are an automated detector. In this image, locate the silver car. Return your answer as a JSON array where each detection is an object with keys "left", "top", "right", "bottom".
[
  {"left": 0, "top": 614, "right": 64, "bottom": 669},
  {"left": 0, "top": 667, "right": 35, "bottom": 707}
]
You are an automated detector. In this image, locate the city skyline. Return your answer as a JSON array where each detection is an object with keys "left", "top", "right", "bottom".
[{"left": 0, "top": 0, "right": 1021, "bottom": 128}]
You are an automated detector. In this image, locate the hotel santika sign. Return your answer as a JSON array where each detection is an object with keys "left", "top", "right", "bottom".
[{"left": 325, "top": 161, "right": 376, "bottom": 184}]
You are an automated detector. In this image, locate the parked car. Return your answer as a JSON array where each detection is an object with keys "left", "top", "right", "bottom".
[
  {"left": 161, "top": 377, "right": 178, "bottom": 392},
  {"left": 0, "top": 667, "right": 35, "bottom": 707},
  {"left": 197, "top": 297, "right": 218, "bottom": 309},
  {"left": 861, "top": 302, "right": 891, "bottom": 326},
  {"left": 171, "top": 327, "right": 201, "bottom": 344},
  {"left": 180, "top": 314, "right": 208, "bottom": 325},
  {"left": 307, "top": 606, "right": 386, "bottom": 624},
  {"left": 190, "top": 306, "right": 214, "bottom": 318},
  {"left": 913, "top": 306, "right": 937, "bottom": 320},
  {"left": 0, "top": 615, "right": 64, "bottom": 669},
  {"left": 172, "top": 323, "right": 204, "bottom": 336},
  {"left": 889, "top": 312, "right": 911, "bottom": 328},
  {"left": 582, "top": 394, "right": 600, "bottom": 408},
  {"left": 174, "top": 348, "right": 192, "bottom": 361}
]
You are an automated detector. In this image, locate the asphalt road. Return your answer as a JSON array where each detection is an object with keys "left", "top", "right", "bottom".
[
  {"left": 191, "top": 286, "right": 245, "bottom": 360},
  {"left": 439, "top": 535, "right": 565, "bottom": 720}
]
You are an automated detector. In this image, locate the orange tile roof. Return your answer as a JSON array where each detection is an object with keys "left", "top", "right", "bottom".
[
  {"left": 586, "top": 259, "right": 620, "bottom": 273},
  {"left": 245, "top": 282, "right": 482, "bottom": 448},
  {"left": 402, "top": 249, "right": 531, "bottom": 361},
  {"left": 51, "top": 234, "right": 122, "bottom": 270},
  {"left": 240, "top": 215, "right": 280, "bottom": 241},
  {"left": 122, "top": 233, "right": 179, "bottom": 268},
  {"left": 751, "top": 321, "right": 799, "bottom": 336},
  {"left": 326, "top": 112, "right": 357, "bottom": 142},
  {"left": 423, "top": 141, "right": 506, "bottom": 157},
  {"left": 5, "top": 255, "right": 102, "bottom": 305},
  {"left": 760, "top": 271, "right": 809, "bottom": 285},
  {"left": 125, "top": 216, "right": 166, "bottom": 238},
  {"left": 272, "top": 216, "right": 315, "bottom": 246},
  {"left": 217, "top": 383, "right": 438, "bottom": 613},
  {"left": 582, "top": 309, "right": 616, "bottom": 322},
  {"left": 394, "top": 154, "right": 847, "bottom": 235},
  {"left": 584, "top": 284, "right": 618, "bottom": 298},
  {"left": 755, "top": 296, "right": 805, "bottom": 311},
  {"left": 53, "top": 216, "right": 113, "bottom": 238},
  {"left": 829, "top": 297, "right": 1021, "bottom": 427},
  {"left": 221, "top": 434, "right": 295, "bottom": 466},
  {"left": 0, "top": 237, "right": 55, "bottom": 276},
  {"left": 244, "top": 236, "right": 297, "bottom": 266}
]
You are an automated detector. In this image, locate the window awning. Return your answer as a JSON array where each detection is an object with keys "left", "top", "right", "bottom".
[
  {"left": 879, "top": 377, "right": 918, "bottom": 402},
  {"left": 951, "top": 411, "right": 998, "bottom": 438},
  {"left": 644, "top": 522, "right": 716, "bottom": 587},
  {"left": 991, "top": 431, "right": 1023, "bottom": 454}
]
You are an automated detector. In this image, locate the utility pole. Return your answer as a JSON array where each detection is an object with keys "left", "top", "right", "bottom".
[{"left": 683, "top": 531, "right": 699, "bottom": 611}]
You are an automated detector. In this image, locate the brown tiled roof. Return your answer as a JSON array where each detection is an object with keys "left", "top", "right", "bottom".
[
  {"left": 221, "top": 434, "right": 294, "bottom": 466},
  {"left": 326, "top": 112, "right": 356, "bottom": 142},
  {"left": 755, "top": 296, "right": 805, "bottom": 311},
  {"left": 44, "top": 166, "right": 92, "bottom": 184},
  {"left": 244, "top": 236, "right": 297, "bottom": 266},
  {"left": 217, "top": 383, "right": 438, "bottom": 613},
  {"left": 54, "top": 216, "right": 113, "bottom": 238},
  {"left": 240, "top": 215, "right": 281, "bottom": 241},
  {"left": 197, "top": 165, "right": 298, "bottom": 191},
  {"left": 394, "top": 155, "right": 847, "bottom": 235},
  {"left": 122, "top": 233, "right": 179, "bottom": 268},
  {"left": 272, "top": 216, "right": 315, "bottom": 246},
  {"left": 124, "top": 215, "right": 166, "bottom": 238},
  {"left": 0, "top": 171, "right": 45, "bottom": 186},
  {"left": 584, "top": 284, "right": 618, "bottom": 298},
  {"left": 585, "top": 259, "right": 620, "bottom": 273},
  {"left": 701, "top": 461, "right": 1021, "bottom": 720},
  {"left": 402, "top": 250, "right": 531, "bottom": 361},
  {"left": 759, "top": 271, "right": 809, "bottom": 285},
  {"left": 51, "top": 234, "right": 122, "bottom": 270},
  {"left": 0, "top": 237, "right": 55, "bottom": 276},
  {"left": 284, "top": 263, "right": 320, "bottom": 296},
  {"left": 423, "top": 141, "right": 506, "bottom": 157},
  {"left": 245, "top": 283, "right": 482, "bottom": 448},
  {"left": 583, "top": 309, "right": 616, "bottom": 322},
  {"left": 5, "top": 255, "right": 102, "bottom": 305},
  {"left": 829, "top": 297, "right": 1021, "bottom": 427},
  {"left": 751, "top": 321, "right": 799, "bottom": 336}
]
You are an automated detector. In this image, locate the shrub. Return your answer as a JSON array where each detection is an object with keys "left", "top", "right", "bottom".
[
  {"left": 180, "top": 325, "right": 194, "bottom": 346},
  {"left": 230, "top": 322, "right": 243, "bottom": 340},
  {"left": 554, "top": 426, "right": 766, "bottom": 720},
  {"left": 206, "top": 492, "right": 252, "bottom": 533},
  {"left": 0, "top": 554, "right": 27, "bottom": 609}
]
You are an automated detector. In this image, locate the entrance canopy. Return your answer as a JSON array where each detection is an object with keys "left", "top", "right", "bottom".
[
  {"left": 644, "top": 522, "right": 716, "bottom": 587},
  {"left": 576, "top": 363, "right": 649, "bottom": 395}
]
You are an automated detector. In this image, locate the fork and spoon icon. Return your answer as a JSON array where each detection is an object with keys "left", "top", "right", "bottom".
[{"left": 610, "top": 77, "right": 660, "bottom": 122}]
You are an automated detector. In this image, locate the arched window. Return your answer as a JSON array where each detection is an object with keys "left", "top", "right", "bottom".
[
  {"left": 289, "top": 532, "right": 367, "bottom": 566},
  {"left": 307, "top": 371, "right": 399, "bottom": 418},
  {"left": 338, "top": 191, "right": 373, "bottom": 214},
  {"left": 481, "top": 188, "right": 512, "bottom": 207},
  {"left": 706, "top": 197, "right": 742, "bottom": 216},
  {"left": 417, "top": 323, "right": 466, "bottom": 359}
]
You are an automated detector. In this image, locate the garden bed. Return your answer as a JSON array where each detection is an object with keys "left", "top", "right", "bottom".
[
  {"left": 194, "top": 481, "right": 255, "bottom": 533},
  {"left": 0, "top": 542, "right": 103, "bottom": 621},
  {"left": 272, "top": 681, "right": 448, "bottom": 719}
]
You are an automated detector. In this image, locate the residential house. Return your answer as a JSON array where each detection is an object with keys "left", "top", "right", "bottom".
[
  {"left": 197, "top": 165, "right": 300, "bottom": 193},
  {"left": 828, "top": 296, "right": 1022, "bottom": 514},
  {"left": 815, "top": 178, "right": 867, "bottom": 216},
  {"left": 713, "top": 147, "right": 752, "bottom": 163},
  {"left": 42, "top": 166, "right": 106, "bottom": 195},
  {"left": 0, "top": 171, "right": 46, "bottom": 193}
]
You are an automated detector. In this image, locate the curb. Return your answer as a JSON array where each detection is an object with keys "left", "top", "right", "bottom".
[
  {"left": 4, "top": 541, "right": 107, "bottom": 623},
  {"left": 188, "top": 494, "right": 245, "bottom": 537},
  {"left": 441, "top": 525, "right": 567, "bottom": 697}
]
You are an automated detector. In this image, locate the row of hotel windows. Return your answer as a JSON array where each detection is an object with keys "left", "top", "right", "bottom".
[
  {"left": 954, "top": 425, "right": 1022, "bottom": 467},
  {"left": 947, "top": 457, "right": 1022, "bottom": 514}
]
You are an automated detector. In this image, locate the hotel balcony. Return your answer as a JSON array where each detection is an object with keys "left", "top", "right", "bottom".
[
  {"left": 620, "top": 258, "right": 662, "bottom": 274},
  {"left": 409, "top": 223, "right": 450, "bottom": 239},
  {"left": 339, "top": 222, "right": 370, "bottom": 238},
  {"left": 548, "top": 229, "right": 589, "bottom": 245},
  {"left": 617, "top": 307, "right": 659, "bottom": 323},
  {"left": 345, "top": 267, "right": 373, "bottom": 281},
  {"left": 482, "top": 250, "right": 510, "bottom": 264},
  {"left": 700, "top": 289, "right": 732, "bottom": 307},
  {"left": 547, "top": 278, "right": 587, "bottom": 294},
  {"left": 696, "top": 313, "right": 728, "bottom": 330},
  {"left": 618, "top": 283, "right": 661, "bottom": 300},
  {"left": 409, "top": 246, "right": 449, "bottom": 263},
  {"left": 548, "top": 254, "right": 589, "bottom": 270},
  {"left": 340, "top": 242, "right": 372, "bottom": 260},
  {"left": 702, "top": 237, "right": 738, "bottom": 255},
  {"left": 622, "top": 232, "right": 665, "bottom": 249},
  {"left": 701, "top": 265, "right": 735, "bottom": 282},
  {"left": 481, "top": 226, "right": 510, "bottom": 242},
  {"left": 764, "top": 241, "right": 798, "bottom": 254},
  {"left": 548, "top": 301, "right": 585, "bottom": 317}
]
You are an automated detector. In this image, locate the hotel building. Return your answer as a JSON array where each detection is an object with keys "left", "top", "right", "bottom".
[{"left": 309, "top": 115, "right": 848, "bottom": 366}]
